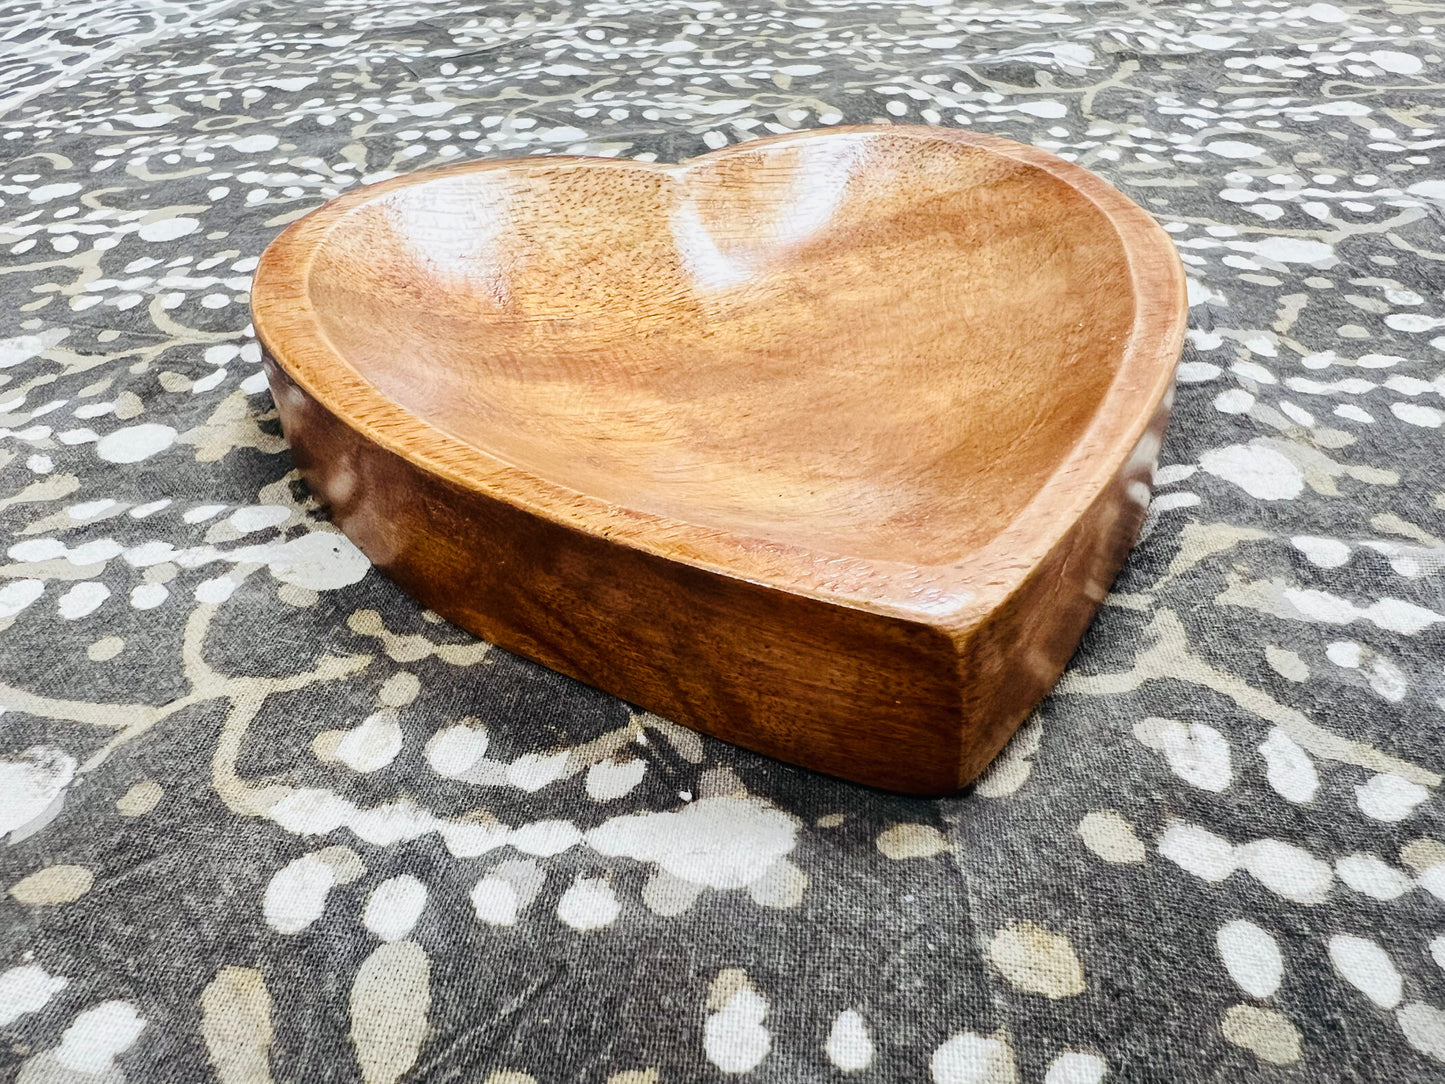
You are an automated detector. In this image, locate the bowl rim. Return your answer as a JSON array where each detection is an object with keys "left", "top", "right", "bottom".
[{"left": 251, "top": 124, "right": 1188, "bottom": 628}]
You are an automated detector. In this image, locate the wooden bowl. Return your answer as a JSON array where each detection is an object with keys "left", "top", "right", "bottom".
[{"left": 251, "top": 126, "right": 1186, "bottom": 794}]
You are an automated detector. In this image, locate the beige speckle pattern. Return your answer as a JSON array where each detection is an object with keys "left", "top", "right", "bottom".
[
  {"left": 86, "top": 636, "right": 124, "bottom": 662},
  {"left": 1400, "top": 838, "right": 1445, "bottom": 873},
  {"left": 378, "top": 672, "right": 420, "bottom": 707},
  {"left": 200, "top": 967, "right": 274, "bottom": 1084},
  {"left": 313, "top": 846, "right": 364, "bottom": 884},
  {"left": 875, "top": 823, "right": 950, "bottom": 860},
  {"left": 115, "top": 781, "right": 163, "bottom": 818},
  {"left": 1221, "top": 1004, "right": 1302, "bottom": 1065},
  {"left": 9, "top": 864, "right": 93, "bottom": 906},
  {"left": 350, "top": 942, "right": 431, "bottom": 1084},
  {"left": 988, "top": 922, "right": 1086, "bottom": 999},
  {"left": 1077, "top": 811, "right": 1147, "bottom": 864}
]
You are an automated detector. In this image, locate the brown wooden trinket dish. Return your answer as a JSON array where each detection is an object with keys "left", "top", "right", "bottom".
[{"left": 251, "top": 125, "right": 1187, "bottom": 795}]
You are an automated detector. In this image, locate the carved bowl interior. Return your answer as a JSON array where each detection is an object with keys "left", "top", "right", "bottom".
[
  {"left": 252, "top": 127, "right": 1187, "bottom": 793},
  {"left": 299, "top": 132, "right": 1140, "bottom": 568}
]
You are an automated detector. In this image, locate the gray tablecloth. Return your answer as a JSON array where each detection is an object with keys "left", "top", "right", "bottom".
[{"left": 2, "top": 0, "right": 1443, "bottom": 1080}]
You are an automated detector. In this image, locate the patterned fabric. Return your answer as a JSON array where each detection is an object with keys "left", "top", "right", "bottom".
[{"left": 2, "top": 0, "right": 1443, "bottom": 1080}]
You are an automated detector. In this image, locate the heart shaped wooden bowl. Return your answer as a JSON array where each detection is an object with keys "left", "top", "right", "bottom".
[{"left": 252, "top": 126, "right": 1186, "bottom": 794}]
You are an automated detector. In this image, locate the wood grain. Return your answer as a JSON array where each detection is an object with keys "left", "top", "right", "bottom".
[{"left": 251, "top": 125, "right": 1188, "bottom": 794}]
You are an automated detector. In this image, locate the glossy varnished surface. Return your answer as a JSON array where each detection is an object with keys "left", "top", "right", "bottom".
[
  {"left": 307, "top": 138, "right": 1134, "bottom": 567},
  {"left": 252, "top": 126, "right": 1187, "bottom": 793}
]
